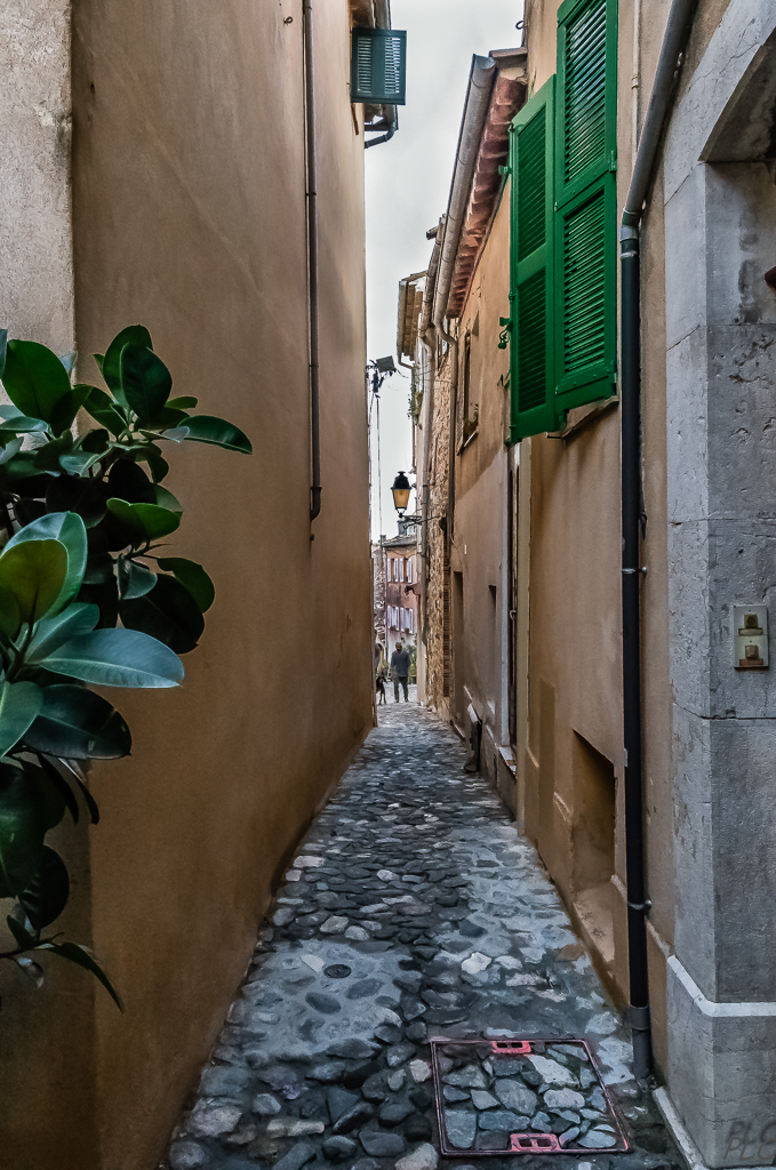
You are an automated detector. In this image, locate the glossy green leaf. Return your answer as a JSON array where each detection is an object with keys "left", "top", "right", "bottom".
[
  {"left": 102, "top": 325, "right": 152, "bottom": 408},
  {"left": 27, "top": 761, "right": 68, "bottom": 832},
  {"left": 6, "top": 512, "right": 88, "bottom": 615},
  {"left": 81, "top": 385, "right": 128, "bottom": 435},
  {"left": 19, "top": 847, "right": 70, "bottom": 930},
  {"left": 141, "top": 406, "right": 187, "bottom": 430},
  {"left": 74, "top": 775, "right": 100, "bottom": 824},
  {"left": 0, "top": 583, "right": 22, "bottom": 640},
  {"left": 35, "top": 756, "right": 80, "bottom": 825},
  {"left": 0, "top": 681, "right": 43, "bottom": 757},
  {"left": 24, "top": 684, "right": 131, "bottom": 759},
  {"left": 118, "top": 558, "right": 157, "bottom": 600},
  {"left": 39, "top": 940, "right": 123, "bottom": 1009},
  {"left": 0, "top": 540, "right": 68, "bottom": 624},
  {"left": 119, "top": 343, "right": 172, "bottom": 421},
  {"left": 157, "top": 557, "right": 215, "bottom": 612},
  {"left": 58, "top": 449, "right": 105, "bottom": 476},
  {"left": 106, "top": 498, "right": 181, "bottom": 542},
  {"left": 145, "top": 448, "right": 169, "bottom": 483},
  {"left": 81, "top": 427, "right": 112, "bottom": 454},
  {"left": 2, "top": 340, "right": 73, "bottom": 424},
  {"left": 46, "top": 476, "right": 107, "bottom": 528},
  {"left": 0, "top": 762, "right": 45, "bottom": 896},
  {"left": 107, "top": 458, "right": 155, "bottom": 503},
  {"left": 181, "top": 415, "right": 252, "bottom": 453},
  {"left": 167, "top": 396, "right": 198, "bottom": 410},
  {"left": 0, "top": 438, "right": 24, "bottom": 464},
  {"left": 49, "top": 384, "right": 90, "bottom": 434},
  {"left": 0, "top": 406, "right": 49, "bottom": 433},
  {"left": 120, "top": 575, "right": 204, "bottom": 653},
  {"left": 152, "top": 426, "right": 189, "bottom": 444},
  {"left": 6, "top": 913, "right": 37, "bottom": 951},
  {"left": 26, "top": 602, "right": 100, "bottom": 662},
  {"left": 77, "top": 578, "right": 119, "bottom": 628},
  {"left": 43, "top": 627, "right": 184, "bottom": 688},
  {"left": 0, "top": 329, "right": 7, "bottom": 379},
  {"left": 151, "top": 484, "right": 181, "bottom": 511},
  {"left": 24, "top": 432, "right": 73, "bottom": 473}
]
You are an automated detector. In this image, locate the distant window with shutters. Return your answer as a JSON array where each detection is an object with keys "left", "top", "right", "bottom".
[
  {"left": 350, "top": 28, "right": 407, "bottom": 106},
  {"left": 508, "top": 0, "right": 617, "bottom": 441}
]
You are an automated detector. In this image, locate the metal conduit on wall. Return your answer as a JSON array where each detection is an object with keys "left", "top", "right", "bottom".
[{"left": 302, "top": 0, "right": 322, "bottom": 523}]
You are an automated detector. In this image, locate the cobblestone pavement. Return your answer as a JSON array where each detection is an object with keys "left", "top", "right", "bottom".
[{"left": 160, "top": 701, "right": 679, "bottom": 1170}]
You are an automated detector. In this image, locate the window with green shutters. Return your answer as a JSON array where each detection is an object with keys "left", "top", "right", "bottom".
[
  {"left": 508, "top": 0, "right": 617, "bottom": 441},
  {"left": 509, "top": 79, "right": 560, "bottom": 441},
  {"left": 555, "top": 0, "right": 617, "bottom": 409}
]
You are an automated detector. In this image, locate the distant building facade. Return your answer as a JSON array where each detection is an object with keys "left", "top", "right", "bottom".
[{"left": 380, "top": 523, "right": 419, "bottom": 659}]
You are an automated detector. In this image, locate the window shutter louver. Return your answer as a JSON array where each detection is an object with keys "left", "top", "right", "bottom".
[
  {"left": 350, "top": 28, "right": 407, "bottom": 106},
  {"left": 554, "top": 0, "right": 617, "bottom": 409},
  {"left": 509, "top": 78, "right": 561, "bottom": 442}
]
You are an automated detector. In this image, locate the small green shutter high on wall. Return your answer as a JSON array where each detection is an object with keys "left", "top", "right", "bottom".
[
  {"left": 350, "top": 28, "right": 407, "bottom": 106},
  {"left": 509, "top": 78, "right": 560, "bottom": 442},
  {"left": 554, "top": 0, "right": 617, "bottom": 409},
  {"left": 506, "top": 0, "right": 617, "bottom": 439}
]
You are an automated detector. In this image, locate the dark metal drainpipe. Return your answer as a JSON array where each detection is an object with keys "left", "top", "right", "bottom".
[
  {"left": 303, "top": 0, "right": 321, "bottom": 522},
  {"left": 620, "top": 0, "right": 698, "bottom": 1080},
  {"left": 364, "top": 113, "right": 396, "bottom": 149}
]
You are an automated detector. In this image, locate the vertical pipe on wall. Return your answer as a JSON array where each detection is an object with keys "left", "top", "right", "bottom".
[
  {"left": 631, "top": 0, "right": 641, "bottom": 165},
  {"left": 619, "top": 0, "right": 699, "bottom": 1080},
  {"left": 620, "top": 223, "right": 650, "bottom": 1077},
  {"left": 302, "top": 0, "right": 322, "bottom": 522}
]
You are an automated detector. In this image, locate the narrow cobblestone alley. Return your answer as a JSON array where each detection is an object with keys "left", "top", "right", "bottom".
[{"left": 160, "top": 702, "right": 679, "bottom": 1170}]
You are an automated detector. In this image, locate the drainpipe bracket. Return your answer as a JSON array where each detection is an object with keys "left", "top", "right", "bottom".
[
  {"left": 627, "top": 898, "right": 653, "bottom": 914},
  {"left": 628, "top": 1004, "right": 652, "bottom": 1033}
]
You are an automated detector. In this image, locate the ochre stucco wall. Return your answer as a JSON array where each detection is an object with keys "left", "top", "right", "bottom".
[
  {"left": 0, "top": 3, "right": 373, "bottom": 1167},
  {"left": 518, "top": 0, "right": 738, "bottom": 1070},
  {"left": 517, "top": 0, "right": 681, "bottom": 1030},
  {"left": 450, "top": 195, "right": 511, "bottom": 770}
]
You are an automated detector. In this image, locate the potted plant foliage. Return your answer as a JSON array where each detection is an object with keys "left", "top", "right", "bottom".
[{"left": 0, "top": 325, "right": 251, "bottom": 1003}]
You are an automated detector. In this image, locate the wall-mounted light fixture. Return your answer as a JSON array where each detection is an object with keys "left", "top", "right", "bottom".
[{"left": 391, "top": 470, "right": 411, "bottom": 515}]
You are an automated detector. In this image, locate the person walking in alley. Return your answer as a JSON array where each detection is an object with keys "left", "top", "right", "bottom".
[{"left": 390, "top": 640, "right": 410, "bottom": 702}]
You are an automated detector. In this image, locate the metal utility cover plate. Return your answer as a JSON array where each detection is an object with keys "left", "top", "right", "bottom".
[{"left": 430, "top": 1037, "right": 629, "bottom": 1157}]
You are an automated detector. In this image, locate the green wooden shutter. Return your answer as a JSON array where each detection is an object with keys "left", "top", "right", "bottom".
[
  {"left": 554, "top": 0, "right": 617, "bottom": 410},
  {"left": 350, "top": 28, "right": 407, "bottom": 106},
  {"left": 509, "top": 78, "right": 560, "bottom": 442}
]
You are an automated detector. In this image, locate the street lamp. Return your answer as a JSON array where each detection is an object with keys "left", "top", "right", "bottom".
[{"left": 391, "top": 470, "right": 411, "bottom": 515}]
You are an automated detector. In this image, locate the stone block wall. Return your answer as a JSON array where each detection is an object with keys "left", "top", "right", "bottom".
[{"left": 422, "top": 355, "right": 453, "bottom": 714}]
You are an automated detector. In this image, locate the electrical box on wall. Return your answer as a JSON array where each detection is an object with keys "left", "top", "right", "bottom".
[{"left": 733, "top": 605, "right": 769, "bottom": 669}]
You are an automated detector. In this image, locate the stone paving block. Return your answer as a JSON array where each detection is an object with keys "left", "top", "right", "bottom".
[{"left": 159, "top": 701, "right": 681, "bottom": 1170}]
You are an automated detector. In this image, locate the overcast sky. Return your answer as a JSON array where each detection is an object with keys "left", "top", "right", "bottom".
[{"left": 366, "top": 0, "right": 524, "bottom": 539}]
